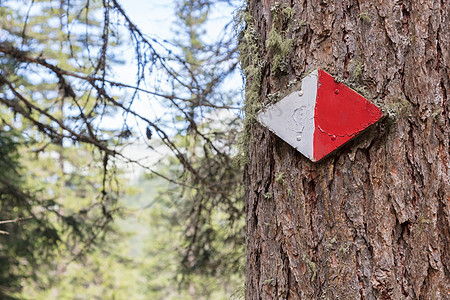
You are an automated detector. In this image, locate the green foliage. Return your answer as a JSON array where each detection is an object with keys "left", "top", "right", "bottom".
[
  {"left": 1, "top": 0, "right": 244, "bottom": 298},
  {"left": 0, "top": 130, "right": 31, "bottom": 299},
  {"left": 230, "top": 284, "right": 246, "bottom": 300},
  {"left": 143, "top": 118, "right": 245, "bottom": 297},
  {"left": 134, "top": 0, "right": 245, "bottom": 297},
  {"left": 137, "top": 175, "right": 244, "bottom": 299},
  {"left": 0, "top": 0, "right": 123, "bottom": 297}
]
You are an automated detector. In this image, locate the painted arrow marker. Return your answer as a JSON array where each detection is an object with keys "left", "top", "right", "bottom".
[{"left": 257, "top": 69, "right": 383, "bottom": 162}]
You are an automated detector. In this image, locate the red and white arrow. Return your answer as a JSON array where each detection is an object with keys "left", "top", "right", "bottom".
[{"left": 257, "top": 69, "right": 383, "bottom": 162}]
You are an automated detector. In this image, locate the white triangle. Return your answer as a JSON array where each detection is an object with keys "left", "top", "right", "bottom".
[{"left": 257, "top": 70, "right": 318, "bottom": 161}]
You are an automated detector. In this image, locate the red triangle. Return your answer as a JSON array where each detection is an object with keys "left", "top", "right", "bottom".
[{"left": 313, "top": 69, "right": 382, "bottom": 161}]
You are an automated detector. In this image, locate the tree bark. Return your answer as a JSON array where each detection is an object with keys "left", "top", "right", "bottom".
[{"left": 244, "top": 0, "right": 449, "bottom": 299}]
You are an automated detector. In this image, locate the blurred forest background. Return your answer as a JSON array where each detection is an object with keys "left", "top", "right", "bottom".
[{"left": 0, "top": 0, "right": 246, "bottom": 299}]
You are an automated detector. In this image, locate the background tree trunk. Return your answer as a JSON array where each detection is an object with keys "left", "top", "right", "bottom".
[{"left": 244, "top": 0, "right": 449, "bottom": 299}]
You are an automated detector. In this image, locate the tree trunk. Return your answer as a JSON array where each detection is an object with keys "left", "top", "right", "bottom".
[{"left": 244, "top": 0, "right": 449, "bottom": 299}]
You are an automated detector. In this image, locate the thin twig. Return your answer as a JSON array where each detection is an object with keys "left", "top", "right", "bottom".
[{"left": 0, "top": 216, "right": 33, "bottom": 225}]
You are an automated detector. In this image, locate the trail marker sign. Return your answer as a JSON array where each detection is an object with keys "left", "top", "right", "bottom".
[{"left": 257, "top": 69, "right": 383, "bottom": 162}]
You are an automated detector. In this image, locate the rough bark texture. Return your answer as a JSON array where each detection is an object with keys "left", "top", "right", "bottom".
[{"left": 244, "top": 0, "right": 449, "bottom": 299}]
